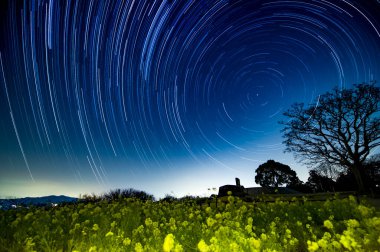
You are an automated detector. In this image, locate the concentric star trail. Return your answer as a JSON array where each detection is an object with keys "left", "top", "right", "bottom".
[{"left": 0, "top": 0, "right": 379, "bottom": 198}]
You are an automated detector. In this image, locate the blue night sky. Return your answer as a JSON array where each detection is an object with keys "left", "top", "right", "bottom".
[{"left": 1, "top": 0, "right": 380, "bottom": 199}]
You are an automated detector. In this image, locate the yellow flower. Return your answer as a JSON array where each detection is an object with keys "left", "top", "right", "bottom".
[
  {"left": 286, "top": 229, "right": 292, "bottom": 238},
  {"left": 229, "top": 242, "right": 240, "bottom": 252},
  {"left": 346, "top": 219, "right": 359, "bottom": 229},
  {"left": 340, "top": 235, "right": 351, "bottom": 250},
  {"left": 369, "top": 217, "right": 380, "bottom": 230},
  {"left": 357, "top": 205, "right": 370, "bottom": 217},
  {"left": 135, "top": 242, "right": 143, "bottom": 252},
  {"left": 210, "top": 237, "right": 218, "bottom": 244},
  {"left": 260, "top": 233, "right": 267, "bottom": 241},
  {"left": 145, "top": 218, "right": 153, "bottom": 226},
  {"left": 348, "top": 195, "right": 357, "bottom": 203},
  {"left": 289, "top": 238, "right": 298, "bottom": 246},
  {"left": 24, "top": 237, "right": 35, "bottom": 250},
  {"left": 249, "top": 237, "right": 261, "bottom": 249},
  {"left": 323, "top": 220, "right": 333, "bottom": 230},
  {"left": 92, "top": 224, "right": 99, "bottom": 231},
  {"left": 123, "top": 238, "right": 131, "bottom": 246},
  {"left": 163, "top": 233, "right": 175, "bottom": 252},
  {"left": 332, "top": 241, "right": 341, "bottom": 249},
  {"left": 228, "top": 196, "right": 234, "bottom": 203},
  {"left": 245, "top": 224, "right": 253, "bottom": 234},
  {"left": 174, "top": 244, "right": 183, "bottom": 252},
  {"left": 105, "top": 231, "right": 114, "bottom": 237},
  {"left": 323, "top": 232, "right": 331, "bottom": 239},
  {"left": 24, "top": 212, "right": 33, "bottom": 221},
  {"left": 198, "top": 240, "right": 209, "bottom": 252},
  {"left": 317, "top": 238, "right": 328, "bottom": 248},
  {"left": 206, "top": 217, "right": 216, "bottom": 227},
  {"left": 89, "top": 246, "right": 97, "bottom": 252},
  {"left": 110, "top": 221, "right": 117, "bottom": 228},
  {"left": 307, "top": 241, "right": 319, "bottom": 252},
  {"left": 181, "top": 221, "right": 188, "bottom": 227}
]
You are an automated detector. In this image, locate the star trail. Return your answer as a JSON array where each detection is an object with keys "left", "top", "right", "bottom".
[{"left": 1, "top": 0, "right": 380, "bottom": 198}]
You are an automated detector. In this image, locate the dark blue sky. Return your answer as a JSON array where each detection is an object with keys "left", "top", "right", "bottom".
[{"left": 1, "top": 0, "right": 380, "bottom": 198}]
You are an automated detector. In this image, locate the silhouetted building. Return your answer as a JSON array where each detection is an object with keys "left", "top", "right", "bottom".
[{"left": 218, "top": 178, "right": 300, "bottom": 197}]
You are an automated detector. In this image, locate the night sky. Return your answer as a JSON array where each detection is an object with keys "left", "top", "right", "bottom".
[{"left": 1, "top": 0, "right": 380, "bottom": 199}]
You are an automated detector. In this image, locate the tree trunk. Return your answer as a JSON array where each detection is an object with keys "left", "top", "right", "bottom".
[{"left": 351, "top": 165, "right": 365, "bottom": 193}]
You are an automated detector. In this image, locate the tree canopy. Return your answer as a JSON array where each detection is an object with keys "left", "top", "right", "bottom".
[
  {"left": 306, "top": 170, "right": 336, "bottom": 193},
  {"left": 280, "top": 82, "right": 380, "bottom": 192},
  {"left": 255, "top": 160, "right": 299, "bottom": 188}
]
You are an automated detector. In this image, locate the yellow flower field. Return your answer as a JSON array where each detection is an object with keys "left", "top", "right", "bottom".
[{"left": 1, "top": 194, "right": 379, "bottom": 251}]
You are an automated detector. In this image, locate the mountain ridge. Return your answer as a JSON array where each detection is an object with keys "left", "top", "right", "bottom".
[{"left": 0, "top": 195, "right": 78, "bottom": 210}]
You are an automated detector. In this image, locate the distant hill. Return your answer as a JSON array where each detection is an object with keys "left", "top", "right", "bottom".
[{"left": 0, "top": 195, "right": 78, "bottom": 210}]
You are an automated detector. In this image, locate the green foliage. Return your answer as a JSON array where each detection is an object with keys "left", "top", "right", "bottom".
[{"left": 1, "top": 195, "right": 379, "bottom": 251}]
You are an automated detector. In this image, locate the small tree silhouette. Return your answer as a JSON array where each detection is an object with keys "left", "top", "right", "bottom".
[{"left": 255, "top": 160, "right": 299, "bottom": 188}]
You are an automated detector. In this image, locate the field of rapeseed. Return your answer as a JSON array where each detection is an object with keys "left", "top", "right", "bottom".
[{"left": 1, "top": 194, "right": 379, "bottom": 251}]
